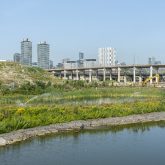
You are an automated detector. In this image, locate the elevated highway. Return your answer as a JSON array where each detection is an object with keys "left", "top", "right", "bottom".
[{"left": 48, "top": 64, "right": 165, "bottom": 84}]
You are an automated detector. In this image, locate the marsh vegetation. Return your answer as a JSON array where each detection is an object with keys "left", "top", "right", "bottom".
[{"left": 0, "top": 79, "right": 165, "bottom": 134}]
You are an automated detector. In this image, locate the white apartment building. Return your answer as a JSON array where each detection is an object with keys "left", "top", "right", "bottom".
[
  {"left": 98, "top": 47, "right": 116, "bottom": 66},
  {"left": 37, "top": 42, "right": 50, "bottom": 69},
  {"left": 21, "top": 38, "right": 32, "bottom": 66}
]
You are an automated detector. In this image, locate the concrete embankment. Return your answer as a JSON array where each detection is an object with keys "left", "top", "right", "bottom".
[{"left": 1, "top": 112, "right": 165, "bottom": 146}]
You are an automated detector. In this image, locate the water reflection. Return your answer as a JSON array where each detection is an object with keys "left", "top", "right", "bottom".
[{"left": 1, "top": 121, "right": 165, "bottom": 165}]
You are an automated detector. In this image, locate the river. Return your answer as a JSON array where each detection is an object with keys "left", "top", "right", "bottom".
[{"left": 0, "top": 122, "right": 165, "bottom": 165}]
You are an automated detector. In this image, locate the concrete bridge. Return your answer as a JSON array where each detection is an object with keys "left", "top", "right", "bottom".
[{"left": 48, "top": 64, "right": 165, "bottom": 84}]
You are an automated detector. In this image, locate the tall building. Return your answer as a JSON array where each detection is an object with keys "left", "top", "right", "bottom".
[
  {"left": 37, "top": 42, "right": 50, "bottom": 69},
  {"left": 49, "top": 60, "right": 54, "bottom": 69},
  {"left": 84, "top": 59, "right": 96, "bottom": 68},
  {"left": 148, "top": 57, "right": 156, "bottom": 65},
  {"left": 148, "top": 57, "right": 161, "bottom": 65},
  {"left": 79, "top": 52, "right": 84, "bottom": 60},
  {"left": 78, "top": 52, "right": 84, "bottom": 68},
  {"left": 98, "top": 47, "right": 116, "bottom": 66},
  {"left": 13, "top": 53, "right": 21, "bottom": 63},
  {"left": 62, "top": 58, "right": 77, "bottom": 69},
  {"left": 21, "top": 38, "right": 32, "bottom": 66}
]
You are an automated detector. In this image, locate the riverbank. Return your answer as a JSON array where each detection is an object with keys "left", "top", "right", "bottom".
[{"left": 1, "top": 111, "right": 165, "bottom": 146}]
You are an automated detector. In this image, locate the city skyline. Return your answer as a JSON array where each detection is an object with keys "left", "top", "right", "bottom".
[{"left": 0, "top": 0, "right": 165, "bottom": 65}]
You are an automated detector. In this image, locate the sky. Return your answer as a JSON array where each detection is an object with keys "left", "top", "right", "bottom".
[{"left": 0, "top": 0, "right": 165, "bottom": 65}]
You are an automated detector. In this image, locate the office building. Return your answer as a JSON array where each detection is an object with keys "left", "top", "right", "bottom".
[
  {"left": 98, "top": 47, "right": 116, "bottom": 66},
  {"left": 78, "top": 52, "right": 84, "bottom": 68},
  {"left": 64, "top": 60, "right": 77, "bottom": 69},
  {"left": 148, "top": 57, "right": 161, "bottom": 65},
  {"left": 37, "top": 42, "right": 50, "bottom": 69},
  {"left": 56, "top": 63, "right": 63, "bottom": 68},
  {"left": 21, "top": 38, "right": 32, "bottom": 66},
  {"left": 148, "top": 57, "right": 155, "bottom": 65},
  {"left": 84, "top": 59, "right": 96, "bottom": 68},
  {"left": 13, "top": 53, "right": 21, "bottom": 63}
]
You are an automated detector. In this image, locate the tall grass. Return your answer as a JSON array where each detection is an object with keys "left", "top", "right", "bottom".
[
  {"left": 0, "top": 99, "right": 165, "bottom": 133},
  {"left": 0, "top": 86, "right": 165, "bottom": 134}
]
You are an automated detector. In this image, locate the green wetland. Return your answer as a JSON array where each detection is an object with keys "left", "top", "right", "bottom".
[{"left": 0, "top": 85, "right": 165, "bottom": 134}]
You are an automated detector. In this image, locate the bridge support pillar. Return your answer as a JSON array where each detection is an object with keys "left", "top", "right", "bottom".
[
  {"left": 76, "top": 70, "right": 79, "bottom": 80},
  {"left": 109, "top": 69, "right": 112, "bottom": 81},
  {"left": 103, "top": 69, "right": 106, "bottom": 82},
  {"left": 124, "top": 76, "right": 127, "bottom": 84},
  {"left": 82, "top": 71, "right": 85, "bottom": 81},
  {"left": 64, "top": 70, "right": 67, "bottom": 80},
  {"left": 139, "top": 77, "right": 142, "bottom": 84},
  {"left": 89, "top": 69, "right": 92, "bottom": 82},
  {"left": 117, "top": 67, "right": 121, "bottom": 83},
  {"left": 156, "top": 77, "right": 159, "bottom": 84},
  {"left": 150, "top": 66, "right": 153, "bottom": 84},
  {"left": 155, "top": 68, "right": 159, "bottom": 84},
  {"left": 95, "top": 70, "right": 98, "bottom": 81},
  {"left": 71, "top": 71, "right": 73, "bottom": 80},
  {"left": 133, "top": 67, "right": 136, "bottom": 84}
]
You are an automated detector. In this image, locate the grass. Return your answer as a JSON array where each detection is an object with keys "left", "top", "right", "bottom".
[
  {"left": 0, "top": 62, "right": 57, "bottom": 87},
  {"left": 0, "top": 99, "right": 165, "bottom": 134}
]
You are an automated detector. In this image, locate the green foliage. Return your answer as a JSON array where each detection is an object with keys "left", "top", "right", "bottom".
[
  {"left": 0, "top": 85, "right": 10, "bottom": 95},
  {"left": 0, "top": 99, "right": 165, "bottom": 134},
  {"left": 0, "top": 86, "right": 165, "bottom": 134}
]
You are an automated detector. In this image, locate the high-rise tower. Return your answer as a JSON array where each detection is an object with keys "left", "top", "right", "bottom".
[
  {"left": 98, "top": 47, "right": 116, "bottom": 66},
  {"left": 13, "top": 53, "right": 21, "bottom": 63},
  {"left": 37, "top": 42, "right": 50, "bottom": 69},
  {"left": 78, "top": 52, "right": 84, "bottom": 68},
  {"left": 21, "top": 38, "right": 32, "bottom": 66}
]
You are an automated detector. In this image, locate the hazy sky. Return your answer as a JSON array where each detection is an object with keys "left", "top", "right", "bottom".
[{"left": 0, "top": 0, "right": 165, "bottom": 65}]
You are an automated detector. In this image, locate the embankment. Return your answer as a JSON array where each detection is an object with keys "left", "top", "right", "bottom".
[{"left": 1, "top": 112, "right": 165, "bottom": 146}]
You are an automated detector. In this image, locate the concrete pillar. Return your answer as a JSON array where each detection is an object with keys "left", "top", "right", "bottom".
[
  {"left": 109, "top": 69, "right": 112, "bottom": 81},
  {"left": 95, "top": 70, "right": 99, "bottom": 81},
  {"left": 133, "top": 67, "right": 136, "bottom": 84},
  {"left": 155, "top": 68, "right": 159, "bottom": 84},
  {"left": 150, "top": 66, "right": 153, "bottom": 84},
  {"left": 60, "top": 72, "right": 62, "bottom": 79},
  {"left": 155, "top": 77, "right": 159, "bottom": 84},
  {"left": 139, "top": 69, "right": 142, "bottom": 83},
  {"left": 89, "top": 69, "right": 92, "bottom": 82},
  {"left": 103, "top": 68, "right": 106, "bottom": 82},
  {"left": 139, "top": 77, "right": 142, "bottom": 84},
  {"left": 76, "top": 70, "right": 79, "bottom": 80},
  {"left": 124, "top": 76, "right": 127, "bottom": 84},
  {"left": 82, "top": 71, "right": 85, "bottom": 81},
  {"left": 71, "top": 71, "right": 73, "bottom": 80},
  {"left": 64, "top": 70, "right": 67, "bottom": 80},
  {"left": 117, "top": 67, "right": 121, "bottom": 83}
]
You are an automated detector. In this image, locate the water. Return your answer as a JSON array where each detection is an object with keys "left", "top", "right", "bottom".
[
  {"left": 0, "top": 122, "right": 165, "bottom": 165},
  {"left": 40, "top": 97, "right": 147, "bottom": 106},
  {"left": 63, "top": 97, "right": 147, "bottom": 105}
]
